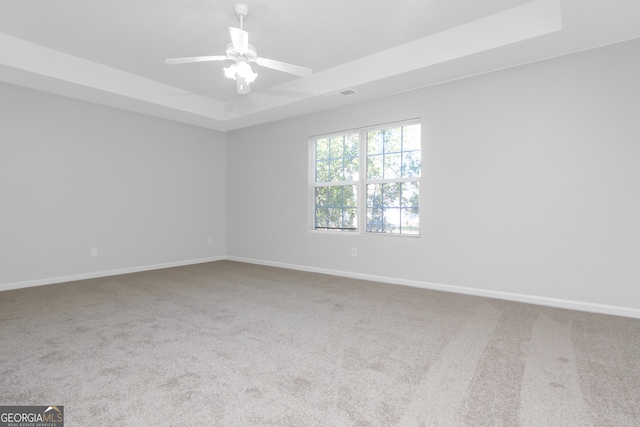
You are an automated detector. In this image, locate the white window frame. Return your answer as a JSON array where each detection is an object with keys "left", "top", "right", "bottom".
[{"left": 309, "top": 119, "right": 421, "bottom": 237}]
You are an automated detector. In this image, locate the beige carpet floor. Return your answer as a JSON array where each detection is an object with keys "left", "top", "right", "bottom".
[{"left": 1, "top": 261, "right": 639, "bottom": 426}]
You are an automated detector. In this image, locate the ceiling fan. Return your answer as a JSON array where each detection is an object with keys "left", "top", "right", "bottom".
[{"left": 165, "top": 4, "right": 312, "bottom": 94}]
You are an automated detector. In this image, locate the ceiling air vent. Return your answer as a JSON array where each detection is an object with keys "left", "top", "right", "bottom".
[{"left": 326, "top": 88, "right": 358, "bottom": 99}]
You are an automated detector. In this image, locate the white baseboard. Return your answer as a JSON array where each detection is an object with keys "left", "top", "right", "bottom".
[
  {"left": 226, "top": 256, "right": 640, "bottom": 319},
  {"left": 0, "top": 256, "right": 226, "bottom": 292},
  {"left": 4, "top": 255, "right": 639, "bottom": 319}
]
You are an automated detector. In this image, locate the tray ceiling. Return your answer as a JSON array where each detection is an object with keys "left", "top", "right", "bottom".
[{"left": 1, "top": 0, "right": 639, "bottom": 131}]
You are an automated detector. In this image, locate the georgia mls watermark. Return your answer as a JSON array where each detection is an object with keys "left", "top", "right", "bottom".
[{"left": 0, "top": 406, "right": 63, "bottom": 427}]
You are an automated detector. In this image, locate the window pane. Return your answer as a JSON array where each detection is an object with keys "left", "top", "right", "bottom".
[
  {"left": 402, "top": 124, "right": 421, "bottom": 152},
  {"left": 327, "top": 186, "right": 343, "bottom": 206},
  {"left": 315, "top": 134, "right": 360, "bottom": 184},
  {"left": 402, "top": 182, "right": 420, "bottom": 208},
  {"left": 316, "top": 208, "right": 356, "bottom": 230},
  {"left": 367, "top": 130, "right": 384, "bottom": 155},
  {"left": 315, "top": 207, "right": 330, "bottom": 228},
  {"left": 383, "top": 207, "right": 402, "bottom": 233},
  {"left": 343, "top": 207, "right": 357, "bottom": 229},
  {"left": 329, "top": 208, "right": 343, "bottom": 228},
  {"left": 329, "top": 136, "right": 343, "bottom": 159},
  {"left": 366, "top": 183, "right": 382, "bottom": 207},
  {"left": 316, "top": 138, "right": 329, "bottom": 160},
  {"left": 384, "top": 127, "right": 402, "bottom": 153},
  {"left": 366, "top": 181, "right": 419, "bottom": 235},
  {"left": 366, "top": 207, "right": 384, "bottom": 232},
  {"left": 367, "top": 207, "right": 402, "bottom": 234},
  {"left": 345, "top": 157, "right": 359, "bottom": 181},
  {"left": 383, "top": 153, "right": 402, "bottom": 179},
  {"left": 402, "top": 151, "right": 421, "bottom": 178},
  {"left": 316, "top": 160, "right": 329, "bottom": 182},
  {"left": 400, "top": 207, "right": 419, "bottom": 234},
  {"left": 367, "top": 124, "right": 421, "bottom": 180},
  {"left": 367, "top": 184, "right": 392, "bottom": 232},
  {"left": 315, "top": 187, "right": 328, "bottom": 206},
  {"left": 328, "top": 158, "right": 344, "bottom": 182},
  {"left": 384, "top": 183, "right": 402, "bottom": 207},
  {"left": 315, "top": 185, "right": 357, "bottom": 231},
  {"left": 367, "top": 183, "right": 402, "bottom": 209},
  {"left": 345, "top": 134, "right": 359, "bottom": 157},
  {"left": 367, "top": 155, "right": 383, "bottom": 180}
]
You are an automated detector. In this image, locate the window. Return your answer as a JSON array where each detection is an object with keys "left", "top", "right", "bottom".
[{"left": 311, "top": 120, "right": 421, "bottom": 235}]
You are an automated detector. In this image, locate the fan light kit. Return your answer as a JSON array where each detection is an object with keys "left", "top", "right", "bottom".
[{"left": 165, "top": 4, "right": 312, "bottom": 94}]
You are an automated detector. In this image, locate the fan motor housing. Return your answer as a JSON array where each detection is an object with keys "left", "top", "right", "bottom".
[{"left": 226, "top": 43, "right": 257, "bottom": 61}]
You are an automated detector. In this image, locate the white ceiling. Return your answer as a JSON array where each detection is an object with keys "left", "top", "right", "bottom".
[{"left": 1, "top": 0, "right": 639, "bottom": 131}]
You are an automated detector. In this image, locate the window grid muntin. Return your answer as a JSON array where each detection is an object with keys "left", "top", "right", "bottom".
[
  {"left": 366, "top": 124, "right": 421, "bottom": 181},
  {"left": 314, "top": 183, "right": 358, "bottom": 231},
  {"left": 315, "top": 133, "right": 359, "bottom": 184},
  {"left": 366, "top": 180, "right": 419, "bottom": 234}
]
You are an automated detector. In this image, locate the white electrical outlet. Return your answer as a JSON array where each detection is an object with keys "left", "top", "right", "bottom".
[
  {"left": 351, "top": 248, "right": 358, "bottom": 257},
  {"left": 90, "top": 247, "right": 98, "bottom": 257}
]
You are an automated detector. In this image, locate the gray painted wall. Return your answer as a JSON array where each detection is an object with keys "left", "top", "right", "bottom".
[
  {"left": 227, "top": 38, "right": 640, "bottom": 311},
  {"left": 1, "top": 83, "right": 227, "bottom": 284},
  {"left": 2, "top": 38, "right": 638, "bottom": 313}
]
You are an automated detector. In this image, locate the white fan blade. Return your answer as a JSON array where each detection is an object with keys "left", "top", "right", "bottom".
[
  {"left": 229, "top": 27, "right": 249, "bottom": 53},
  {"left": 165, "top": 55, "right": 228, "bottom": 65},
  {"left": 255, "top": 57, "right": 312, "bottom": 78},
  {"left": 237, "top": 75, "right": 251, "bottom": 94}
]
